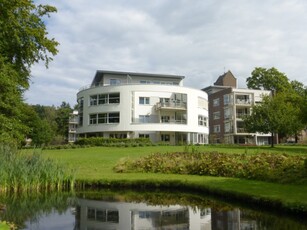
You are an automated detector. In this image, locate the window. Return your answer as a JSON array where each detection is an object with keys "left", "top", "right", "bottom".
[
  {"left": 161, "top": 116, "right": 170, "bottom": 123},
  {"left": 90, "top": 95, "right": 98, "bottom": 106},
  {"left": 89, "top": 112, "right": 120, "bottom": 125},
  {"left": 110, "top": 79, "right": 120, "bottom": 85},
  {"left": 139, "top": 97, "right": 150, "bottom": 105},
  {"left": 98, "top": 113, "right": 107, "bottom": 124},
  {"left": 225, "top": 122, "right": 232, "bottom": 133},
  {"left": 139, "top": 115, "right": 150, "bottom": 123},
  {"left": 140, "top": 80, "right": 150, "bottom": 84},
  {"left": 213, "top": 98, "right": 220, "bottom": 106},
  {"left": 109, "top": 133, "right": 127, "bottom": 138},
  {"left": 213, "top": 111, "right": 220, "bottom": 120},
  {"left": 224, "top": 94, "right": 230, "bottom": 105},
  {"left": 224, "top": 108, "right": 231, "bottom": 119},
  {"left": 108, "top": 112, "right": 120, "bottom": 123},
  {"left": 91, "top": 93, "right": 120, "bottom": 106},
  {"left": 198, "top": 115, "right": 207, "bottom": 126},
  {"left": 89, "top": 114, "right": 97, "bottom": 125},
  {"left": 98, "top": 94, "right": 108, "bottom": 104},
  {"left": 108, "top": 93, "right": 120, "bottom": 103},
  {"left": 161, "top": 134, "right": 170, "bottom": 142},
  {"left": 214, "top": 125, "right": 220, "bottom": 133},
  {"left": 139, "top": 134, "right": 150, "bottom": 138}
]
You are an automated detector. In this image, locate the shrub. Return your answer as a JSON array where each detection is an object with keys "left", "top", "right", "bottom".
[
  {"left": 113, "top": 152, "right": 307, "bottom": 184},
  {"left": 75, "top": 137, "right": 152, "bottom": 147}
]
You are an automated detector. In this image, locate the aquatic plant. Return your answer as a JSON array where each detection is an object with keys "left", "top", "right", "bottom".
[{"left": 0, "top": 144, "right": 75, "bottom": 193}]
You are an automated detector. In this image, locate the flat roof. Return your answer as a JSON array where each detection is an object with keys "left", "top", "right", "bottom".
[{"left": 94, "top": 70, "right": 185, "bottom": 80}]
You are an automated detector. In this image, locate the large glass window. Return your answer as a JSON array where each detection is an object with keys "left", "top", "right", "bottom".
[
  {"left": 89, "top": 112, "right": 120, "bottom": 125},
  {"left": 139, "top": 97, "right": 150, "bottom": 105},
  {"left": 109, "top": 93, "right": 120, "bottom": 103},
  {"left": 90, "top": 95, "right": 97, "bottom": 106},
  {"left": 161, "top": 134, "right": 170, "bottom": 142},
  {"left": 89, "top": 114, "right": 97, "bottom": 125},
  {"left": 98, "top": 113, "right": 107, "bottom": 124},
  {"left": 98, "top": 94, "right": 108, "bottom": 104},
  {"left": 90, "top": 93, "right": 120, "bottom": 106},
  {"left": 108, "top": 112, "right": 120, "bottom": 123}
]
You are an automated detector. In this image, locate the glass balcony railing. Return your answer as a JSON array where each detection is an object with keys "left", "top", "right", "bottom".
[{"left": 155, "top": 101, "right": 187, "bottom": 110}]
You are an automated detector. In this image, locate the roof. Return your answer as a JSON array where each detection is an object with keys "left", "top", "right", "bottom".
[
  {"left": 91, "top": 70, "right": 185, "bottom": 85},
  {"left": 214, "top": 70, "right": 236, "bottom": 87}
]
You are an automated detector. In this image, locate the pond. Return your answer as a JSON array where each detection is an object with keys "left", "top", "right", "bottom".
[{"left": 0, "top": 189, "right": 306, "bottom": 230}]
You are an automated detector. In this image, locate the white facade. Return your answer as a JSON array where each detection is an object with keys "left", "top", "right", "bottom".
[{"left": 76, "top": 70, "right": 209, "bottom": 145}]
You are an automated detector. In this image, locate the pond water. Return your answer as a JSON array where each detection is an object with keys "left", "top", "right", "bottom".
[{"left": 0, "top": 189, "right": 306, "bottom": 230}]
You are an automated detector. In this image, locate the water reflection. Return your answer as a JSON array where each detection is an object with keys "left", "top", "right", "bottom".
[{"left": 0, "top": 190, "right": 306, "bottom": 230}]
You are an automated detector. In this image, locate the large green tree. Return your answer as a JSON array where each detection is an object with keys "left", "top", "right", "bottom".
[
  {"left": 245, "top": 67, "right": 307, "bottom": 145},
  {"left": 0, "top": 0, "right": 58, "bottom": 144},
  {"left": 243, "top": 94, "right": 302, "bottom": 147},
  {"left": 246, "top": 67, "right": 290, "bottom": 93}
]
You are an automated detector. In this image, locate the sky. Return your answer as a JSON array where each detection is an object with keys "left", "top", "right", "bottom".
[{"left": 25, "top": 0, "right": 307, "bottom": 106}]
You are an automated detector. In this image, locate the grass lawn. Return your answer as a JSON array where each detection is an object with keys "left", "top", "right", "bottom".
[{"left": 39, "top": 145, "right": 307, "bottom": 211}]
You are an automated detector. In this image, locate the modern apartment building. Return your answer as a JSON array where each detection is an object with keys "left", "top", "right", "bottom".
[
  {"left": 76, "top": 70, "right": 209, "bottom": 145},
  {"left": 202, "top": 71, "right": 271, "bottom": 145}
]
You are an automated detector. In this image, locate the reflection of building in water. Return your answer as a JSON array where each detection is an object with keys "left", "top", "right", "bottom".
[
  {"left": 75, "top": 198, "right": 259, "bottom": 230},
  {"left": 75, "top": 198, "right": 211, "bottom": 230}
]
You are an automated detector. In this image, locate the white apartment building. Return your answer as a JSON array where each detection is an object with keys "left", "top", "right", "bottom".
[
  {"left": 76, "top": 70, "right": 209, "bottom": 145},
  {"left": 203, "top": 71, "right": 272, "bottom": 145}
]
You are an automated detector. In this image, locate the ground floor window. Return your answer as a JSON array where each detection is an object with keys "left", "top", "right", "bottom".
[
  {"left": 109, "top": 133, "right": 127, "bottom": 139},
  {"left": 198, "top": 133, "right": 208, "bottom": 144},
  {"left": 139, "top": 134, "right": 150, "bottom": 138},
  {"left": 161, "top": 134, "right": 170, "bottom": 142}
]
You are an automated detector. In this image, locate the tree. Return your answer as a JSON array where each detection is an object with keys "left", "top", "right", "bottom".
[
  {"left": 246, "top": 67, "right": 290, "bottom": 93},
  {"left": 55, "top": 102, "right": 72, "bottom": 141},
  {"left": 243, "top": 94, "right": 304, "bottom": 147},
  {"left": 0, "top": 0, "right": 58, "bottom": 144},
  {"left": 246, "top": 67, "right": 307, "bottom": 144}
]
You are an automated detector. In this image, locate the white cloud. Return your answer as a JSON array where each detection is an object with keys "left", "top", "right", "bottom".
[{"left": 26, "top": 0, "right": 307, "bottom": 106}]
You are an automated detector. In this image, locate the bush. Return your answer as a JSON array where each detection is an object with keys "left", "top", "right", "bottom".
[
  {"left": 113, "top": 152, "right": 307, "bottom": 184},
  {"left": 75, "top": 137, "right": 152, "bottom": 147}
]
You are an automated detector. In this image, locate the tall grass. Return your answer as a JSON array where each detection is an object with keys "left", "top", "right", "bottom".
[{"left": 0, "top": 144, "right": 75, "bottom": 193}]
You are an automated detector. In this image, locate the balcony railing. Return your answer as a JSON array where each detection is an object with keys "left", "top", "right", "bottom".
[
  {"left": 236, "top": 113, "right": 248, "bottom": 119},
  {"left": 237, "top": 128, "right": 247, "bottom": 133},
  {"left": 79, "top": 82, "right": 181, "bottom": 91},
  {"left": 132, "top": 119, "right": 187, "bottom": 124},
  {"left": 155, "top": 101, "right": 187, "bottom": 110},
  {"left": 235, "top": 99, "right": 251, "bottom": 105},
  {"left": 69, "top": 118, "right": 78, "bottom": 123}
]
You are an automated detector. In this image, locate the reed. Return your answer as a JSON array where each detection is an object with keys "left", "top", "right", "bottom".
[{"left": 0, "top": 144, "right": 75, "bottom": 193}]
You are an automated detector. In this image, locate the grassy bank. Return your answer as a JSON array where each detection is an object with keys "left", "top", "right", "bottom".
[{"left": 40, "top": 145, "right": 307, "bottom": 214}]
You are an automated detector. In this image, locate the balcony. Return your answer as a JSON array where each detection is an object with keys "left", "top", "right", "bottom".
[
  {"left": 235, "top": 99, "right": 251, "bottom": 105},
  {"left": 237, "top": 128, "right": 247, "bottom": 133},
  {"left": 69, "top": 118, "right": 78, "bottom": 124},
  {"left": 236, "top": 113, "right": 248, "bottom": 119},
  {"left": 155, "top": 101, "right": 187, "bottom": 111}
]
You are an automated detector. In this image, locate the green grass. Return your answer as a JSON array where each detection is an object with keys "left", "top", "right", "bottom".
[{"left": 41, "top": 145, "right": 307, "bottom": 213}]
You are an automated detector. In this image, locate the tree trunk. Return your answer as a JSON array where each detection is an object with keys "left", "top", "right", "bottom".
[{"left": 271, "top": 132, "right": 274, "bottom": 148}]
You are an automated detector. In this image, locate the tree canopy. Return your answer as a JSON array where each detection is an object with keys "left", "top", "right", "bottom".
[
  {"left": 0, "top": 0, "right": 58, "bottom": 144},
  {"left": 246, "top": 67, "right": 290, "bottom": 93},
  {"left": 244, "top": 67, "right": 307, "bottom": 145}
]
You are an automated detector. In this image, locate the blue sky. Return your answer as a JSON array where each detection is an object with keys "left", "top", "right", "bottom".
[{"left": 25, "top": 0, "right": 307, "bottom": 106}]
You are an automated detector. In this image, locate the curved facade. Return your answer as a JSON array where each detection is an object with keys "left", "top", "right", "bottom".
[{"left": 77, "top": 70, "right": 209, "bottom": 145}]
